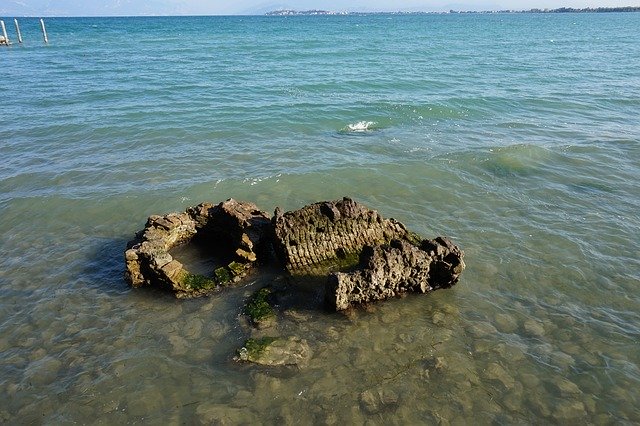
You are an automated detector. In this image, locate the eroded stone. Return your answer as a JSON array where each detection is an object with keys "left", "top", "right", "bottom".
[
  {"left": 124, "top": 199, "right": 271, "bottom": 298},
  {"left": 327, "top": 238, "right": 464, "bottom": 311},
  {"left": 125, "top": 197, "right": 465, "bottom": 311}
]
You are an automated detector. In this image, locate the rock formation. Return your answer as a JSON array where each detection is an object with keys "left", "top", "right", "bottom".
[
  {"left": 326, "top": 237, "right": 465, "bottom": 311},
  {"left": 272, "top": 197, "right": 417, "bottom": 274},
  {"left": 124, "top": 197, "right": 465, "bottom": 307},
  {"left": 124, "top": 199, "right": 271, "bottom": 298},
  {"left": 125, "top": 197, "right": 465, "bottom": 367}
]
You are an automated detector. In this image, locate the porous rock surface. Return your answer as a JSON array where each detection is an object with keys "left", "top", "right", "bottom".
[
  {"left": 124, "top": 197, "right": 465, "bottom": 309},
  {"left": 272, "top": 197, "right": 414, "bottom": 274},
  {"left": 125, "top": 199, "right": 271, "bottom": 298},
  {"left": 327, "top": 237, "right": 465, "bottom": 311}
]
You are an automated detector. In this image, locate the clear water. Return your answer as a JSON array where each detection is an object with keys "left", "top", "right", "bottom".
[{"left": 1, "top": 13, "right": 639, "bottom": 423}]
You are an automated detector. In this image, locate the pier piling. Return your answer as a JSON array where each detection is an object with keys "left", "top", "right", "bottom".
[
  {"left": 0, "top": 20, "right": 9, "bottom": 45},
  {"left": 14, "top": 19, "right": 23, "bottom": 43},
  {"left": 40, "top": 18, "right": 48, "bottom": 44}
]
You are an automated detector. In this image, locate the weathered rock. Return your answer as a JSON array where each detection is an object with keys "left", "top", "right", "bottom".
[
  {"left": 124, "top": 199, "right": 271, "bottom": 298},
  {"left": 235, "top": 336, "right": 311, "bottom": 368},
  {"left": 326, "top": 238, "right": 464, "bottom": 311},
  {"left": 272, "top": 197, "right": 416, "bottom": 274},
  {"left": 125, "top": 197, "right": 465, "bottom": 309}
]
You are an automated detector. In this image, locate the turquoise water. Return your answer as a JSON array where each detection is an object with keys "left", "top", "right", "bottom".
[{"left": 1, "top": 13, "right": 639, "bottom": 423}]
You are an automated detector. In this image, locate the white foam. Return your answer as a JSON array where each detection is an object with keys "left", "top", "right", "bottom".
[{"left": 346, "top": 121, "right": 376, "bottom": 132}]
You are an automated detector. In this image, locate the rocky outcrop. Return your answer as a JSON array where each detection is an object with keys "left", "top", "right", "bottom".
[
  {"left": 326, "top": 237, "right": 465, "bottom": 311},
  {"left": 125, "top": 197, "right": 465, "bottom": 368},
  {"left": 124, "top": 197, "right": 465, "bottom": 309},
  {"left": 124, "top": 199, "right": 271, "bottom": 298},
  {"left": 272, "top": 197, "right": 416, "bottom": 274}
]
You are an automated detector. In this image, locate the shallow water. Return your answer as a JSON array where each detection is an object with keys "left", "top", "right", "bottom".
[{"left": 1, "top": 13, "right": 639, "bottom": 424}]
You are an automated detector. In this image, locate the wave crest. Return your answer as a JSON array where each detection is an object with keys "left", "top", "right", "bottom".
[{"left": 345, "top": 121, "right": 377, "bottom": 132}]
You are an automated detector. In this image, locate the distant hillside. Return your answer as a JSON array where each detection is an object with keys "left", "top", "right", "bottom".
[
  {"left": 265, "top": 9, "right": 346, "bottom": 16},
  {"left": 265, "top": 6, "right": 640, "bottom": 16}
]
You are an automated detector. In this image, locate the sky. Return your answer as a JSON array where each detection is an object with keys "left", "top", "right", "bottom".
[{"left": 1, "top": 0, "right": 635, "bottom": 16}]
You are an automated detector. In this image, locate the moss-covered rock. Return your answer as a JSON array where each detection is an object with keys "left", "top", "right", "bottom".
[
  {"left": 244, "top": 287, "right": 276, "bottom": 329},
  {"left": 235, "top": 336, "right": 311, "bottom": 368},
  {"left": 182, "top": 273, "right": 216, "bottom": 291},
  {"left": 214, "top": 266, "right": 232, "bottom": 284}
]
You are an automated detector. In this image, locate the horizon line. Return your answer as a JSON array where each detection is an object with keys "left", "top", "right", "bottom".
[{"left": 2, "top": 6, "right": 640, "bottom": 19}]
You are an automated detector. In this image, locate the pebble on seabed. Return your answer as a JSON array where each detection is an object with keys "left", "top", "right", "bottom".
[
  {"left": 523, "top": 319, "right": 545, "bottom": 337},
  {"left": 484, "top": 362, "right": 515, "bottom": 389},
  {"left": 494, "top": 312, "right": 518, "bottom": 333},
  {"left": 551, "top": 376, "right": 581, "bottom": 396},
  {"left": 552, "top": 400, "right": 586, "bottom": 421},
  {"left": 23, "top": 356, "right": 62, "bottom": 386},
  {"left": 468, "top": 321, "right": 498, "bottom": 337}
]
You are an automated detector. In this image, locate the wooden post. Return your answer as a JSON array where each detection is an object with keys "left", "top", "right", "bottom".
[
  {"left": 0, "top": 20, "right": 9, "bottom": 45},
  {"left": 14, "top": 19, "right": 23, "bottom": 44},
  {"left": 40, "top": 18, "right": 48, "bottom": 44}
]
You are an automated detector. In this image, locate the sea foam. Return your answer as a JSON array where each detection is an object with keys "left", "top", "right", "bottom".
[{"left": 345, "top": 121, "right": 376, "bottom": 132}]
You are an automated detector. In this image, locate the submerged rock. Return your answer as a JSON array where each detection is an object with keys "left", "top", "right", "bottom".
[
  {"left": 359, "top": 387, "right": 400, "bottom": 414},
  {"left": 235, "top": 336, "right": 311, "bottom": 368},
  {"left": 243, "top": 287, "right": 277, "bottom": 329}
]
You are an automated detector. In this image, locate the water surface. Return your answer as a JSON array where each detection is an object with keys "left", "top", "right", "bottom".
[{"left": 1, "top": 13, "right": 639, "bottom": 423}]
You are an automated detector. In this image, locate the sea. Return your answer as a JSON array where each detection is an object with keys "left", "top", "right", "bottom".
[{"left": 0, "top": 12, "right": 639, "bottom": 424}]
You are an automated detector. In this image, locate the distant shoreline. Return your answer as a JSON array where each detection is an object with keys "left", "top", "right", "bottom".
[{"left": 266, "top": 7, "right": 640, "bottom": 16}]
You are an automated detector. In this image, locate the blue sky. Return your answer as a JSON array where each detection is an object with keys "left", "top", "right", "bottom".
[{"left": 1, "top": 0, "right": 634, "bottom": 16}]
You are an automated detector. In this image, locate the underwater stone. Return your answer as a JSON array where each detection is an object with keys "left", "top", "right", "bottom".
[
  {"left": 359, "top": 387, "right": 400, "bottom": 414},
  {"left": 243, "top": 287, "right": 277, "bottom": 329},
  {"left": 523, "top": 319, "right": 546, "bottom": 337},
  {"left": 235, "top": 336, "right": 311, "bottom": 368}
]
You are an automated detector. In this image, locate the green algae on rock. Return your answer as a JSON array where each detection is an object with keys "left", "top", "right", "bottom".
[
  {"left": 124, "top": 199, "right": 271, "bottom": 298},
  {"left": 244, "top": 287, "right": 276, "bottom": 329},
  {"left": 235, "top": 336, "right": 312, "bottom": 368}
]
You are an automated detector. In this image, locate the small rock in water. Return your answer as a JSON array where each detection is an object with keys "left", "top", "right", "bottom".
[
  {"left": 435, "top": 356, "right": 448, "bottom": 370},
  {"left": 468, "top": 321, "right": 498, "bottom": 338},
  {"left": 235, "top": 336, "right": 311, "bottom": 368},
  {"left": 519, "top": 373, "right": 540, "bottom": 388},
  {"left": 184, "top": 318, "right": 204, "bottom": 340},
  {"left": 484, "top": 362, "right": 515, "bottom": 389},
  {"left": 527, "top": 393, "right": 551, "bottom": 417},
  {"left": 494, "top": 343, "right": 525, "bottom": 362},
  {"left": 359, "top": 387, "right": 400, "bottom": 414},
  {"left": 283, "top": 309, "right": 311, "bottom": 323},
  {"left": 196, "top": 403, "right": 256, "bottom": 425},
  {"left": 494, "top": 313, "right": 518, "bottom": 333},
  {"left": 550, "top": 350, "right": 575, "bottom": 370},
  {"left": 431, "top": 311, "right": 446, "bottom": 326},
  {"left": 552, "top": 377, "right": 581, "bottom": 396},
  {"left": 552, "top": 400, "right": 586, "bottom": 421},
  {"left": 23, "top": 356, "right": 62, "bottom": 386},
  {"left": 169, "top": 335, "right": 189, "bottom": 356},
  {"left": 523, "top": 319, "right": 545, "bottom": 337},
  {"left": 124, "top": 390, "right": 165, "bottom": 417}
]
